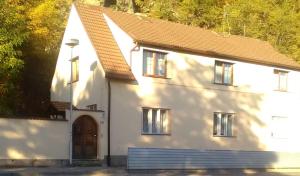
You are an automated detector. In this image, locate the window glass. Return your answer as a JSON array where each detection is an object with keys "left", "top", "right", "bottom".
[
  {"left": 86, "top": 104, "right": 97, "bottom": 110},
  {"left": 143, "top": 51, "right": 154, "bottom": 75},
  {"left": 274, "top": 70, "right": 288, "bottom": 91},
  {"left": 160, "top": 110, "right": 167, "bottom": 133},
  {"left": 142, "top": 108, "right": 170, "bottom": 134},
  {"left": 143, "top": 50, "right": 166, "bottom": 77},
  {"left": 72, "top": 59, "right": 79, "bottom": 82},
  {"left": 221, "top": 115, "right": 226, "bottom": 135},
  {"left": 213, "top": 112, "right": 234, "bottom": 137},
  {"left": 227, "top": 115, "right": 233, "bottom": 136},
  {"left": 157, "top": 54, "right": 166, "bottom": 76},
  {"left": 215, "top": 62, "right": 223, "bottom": 84},
  {"left": 224, "top": 63, "right": 232, "bottom": 84},
  {"left": 142, "top": 109, "right": 149, "bottom": 133},
  {"left": 213, "top": 113, "right": 218, "bottom": 135},
  {"left": 152, "top": 109, "right": 158, "bottom": 133},
  {"left": 215, "top": 61, "right": 233, "bottom": 85},
  {"left": 279, "top": 72, "right": 287, "bottom": 91}
]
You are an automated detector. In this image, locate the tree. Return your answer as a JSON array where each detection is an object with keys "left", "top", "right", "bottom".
[
  {"left": 213, "top": 0, "right": 300, "bottom": 61},
  {"left": 133, "top": 0, "right": 300, "bottom": 61},
  {"left": 16, "top": 0, "right": 72, "bottom": 114},
  {"left": 0, "top": 0, "right": 28, "bottom": 114}
]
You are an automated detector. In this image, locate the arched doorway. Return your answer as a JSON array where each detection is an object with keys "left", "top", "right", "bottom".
[{"left": 72, "top": 115, "right": 98, "bottom": 159}]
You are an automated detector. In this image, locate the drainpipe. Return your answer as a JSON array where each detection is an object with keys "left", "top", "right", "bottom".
[
  {"left": 129, "top": 43, "right": 139, "bottom": 67},
  {"left": 107, "top": 79, "right": 111, "bottom": 166},
  {"left": 106, "top": 43, "right": 138, "bottom": 166}
]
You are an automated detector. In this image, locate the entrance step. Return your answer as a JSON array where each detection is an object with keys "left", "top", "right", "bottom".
[{"left": 71, "top": 159, "right": 102, "bottom": 167}]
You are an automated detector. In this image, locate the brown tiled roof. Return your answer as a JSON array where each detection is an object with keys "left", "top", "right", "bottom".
[
  {"left": 75, "top": 3, "right": 135, "bottom": 80},
  {"left": 51, "top": 101, "right": 77, "bottom": 112},
  {"left": 75, "top": 3, "right": 300, "bottom": 73}
]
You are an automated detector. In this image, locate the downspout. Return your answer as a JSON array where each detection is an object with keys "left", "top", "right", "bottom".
[
  {"left": 106, "top": 43, "right": 138, "bottom": 166},
  {"left": 107, "top": 79, "right": 111, "bottom": 166},
  {"left": 130, "top": 42, "right": 139, "bottom": 67}
]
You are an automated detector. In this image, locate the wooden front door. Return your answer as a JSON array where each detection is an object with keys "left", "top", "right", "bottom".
[{"left": 73, "top": 116, "right": 97, "bottom": 159}]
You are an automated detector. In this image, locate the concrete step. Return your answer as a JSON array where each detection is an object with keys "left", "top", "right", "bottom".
[{"left": 71, "top": 159, "right": 102, "bottom": 167}]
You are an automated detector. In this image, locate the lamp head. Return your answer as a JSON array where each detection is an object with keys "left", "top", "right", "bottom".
[{"left": 65, "top": 38, "right": 79, "bottom": 47}]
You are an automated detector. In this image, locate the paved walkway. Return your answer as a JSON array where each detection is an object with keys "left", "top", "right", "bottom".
[{"left": 1, "top": 167, "right": 300, "bottom": 176}]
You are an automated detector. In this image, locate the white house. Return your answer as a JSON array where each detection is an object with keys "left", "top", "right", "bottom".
[{"left": 49, "top": 3, "right": 300, "bottom": 168}]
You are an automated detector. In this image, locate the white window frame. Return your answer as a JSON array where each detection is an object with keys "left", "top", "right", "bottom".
[
  {"left": 142, "top": 107, "right": 171, "bottom": 135},
  {"left": 143, "top": 50, "right": 167, "bottom": 78},
  {"left": 213, "top": 112, "right": 235, "bottom": 137},
  {"left": 214, "top": 61, "right": 234, "bottom": 85}
]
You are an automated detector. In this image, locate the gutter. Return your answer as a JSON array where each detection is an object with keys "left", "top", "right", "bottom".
[
  {"left": 107, "top": 79, "right": 111, "bottom": 166},
  {"left": 135, "top": 40, "right": 300, "bottom": 71}
]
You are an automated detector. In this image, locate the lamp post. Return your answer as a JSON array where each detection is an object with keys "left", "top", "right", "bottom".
[{"left": 65, "top": 38, "right": 79, "bottom": 165}]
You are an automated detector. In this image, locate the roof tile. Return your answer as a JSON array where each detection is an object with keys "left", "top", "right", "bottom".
[
  {"left": 103, "top": 7, "right": 300, "bottom": 70},
  {"left": 75, "top": 3, "right": 135, "bottom": 80},
  {"left": 75, "top": 3, "right": 300, "bottom": 77}
]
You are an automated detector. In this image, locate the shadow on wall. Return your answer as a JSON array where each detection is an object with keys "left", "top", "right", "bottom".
[
  {"left": 3, "top": 49, "right": 286, "bottom": 170},
  {"left": 0, "top": 118, "right": 68, "bottom": 160},
  {"left": 0, "top": 61, "right": 104, "bottom": 163},
  {"left": 111, "top": 53, "right": 283, "bottom": 169},
  {"left": 51, "top": 59, "right": 106, "bottom": 109}
]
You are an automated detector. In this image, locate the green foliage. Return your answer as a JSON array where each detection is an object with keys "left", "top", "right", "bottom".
[
  {"left": 213, "top": 0, "right": 300, "bottom": 61},
  {"left": 17, "top": 0, "right": 72, "bottom": 114},
  {"left": 0, "top": 0, "right": 28, "bottom": 114},
  {"left": 27, "top": 0, "right": 72, "bottom": 53},
  {"left": 0, "top": 0, "right": 72, "bottom": 114},
  {"left": 132, "top": 0, "right": 300, "bottom": 61}
]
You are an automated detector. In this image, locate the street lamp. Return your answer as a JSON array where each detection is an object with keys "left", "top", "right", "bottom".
[{"left": 65, "top": 38, "right": 79, "bottom": 165}]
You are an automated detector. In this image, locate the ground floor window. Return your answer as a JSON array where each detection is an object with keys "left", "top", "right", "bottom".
[
  {"left": 271, "top": 116, "right": 288, "bottom": 139},
  {"left": 213, "top": 112, "right": 234, "bottom": 137},
  {"left": 142, "top": 108, "right": 170, "bottom": 135}
]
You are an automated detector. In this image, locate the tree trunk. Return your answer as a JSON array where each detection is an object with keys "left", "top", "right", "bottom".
[
  {"left": 131, "top": 0, "right": 140, "bottom": 13},
  {"left": 103, "top": 0, "right": 116, "bottom": 7}
]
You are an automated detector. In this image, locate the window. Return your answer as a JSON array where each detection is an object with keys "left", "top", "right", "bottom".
[
  {"left": 214, "top": 61, "right": 233, "bottom": 85},
  {"left": 274, "top": 69, "right": 288, "bottom": 91},
  {"left": 71, "top": 58, "right": 79, "bottom": 82},
  {"left": 143, "top": 50, "right": 167, "bottom": 77},
  {"left": 142, "top": 108, "right": 170, "bottom": 134},
  {"left": 87, "top": 104, "right": 97, "bottom": 110},
  {"left": 271, "top": 116, "right": 288, "bottom": 139},
  {"left": 213, "top": 112, "right": 234, "bottom": 137}
]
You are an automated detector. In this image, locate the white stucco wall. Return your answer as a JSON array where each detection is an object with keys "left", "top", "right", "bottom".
[
  {"left": 51, "top": 5, "right": 107, "bottom": 111},
  {"left": 0, "top": 118, "right": 69, "bottom": 160},
  {"left": 50, "top": 6, "right": 109, "bottom": 160},
  {"left": 105, "top": 15, "right": 300, "bottom": 156},
  {"left": 0, "top": 110, "right": 104, "bottom": 162},
  {"left": 49, "top": 8, "right": 300, "bottom": 162}
]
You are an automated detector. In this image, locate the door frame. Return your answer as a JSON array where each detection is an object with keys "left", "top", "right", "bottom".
[{"left": 72, "top": 115, "right": 98, "bottom": 159}]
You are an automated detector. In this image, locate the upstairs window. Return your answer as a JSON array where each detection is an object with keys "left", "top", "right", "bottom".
[
  {"left": 274, "top": 69, "right": 288, "bottom": 91},
  {"left": 214, "top": 61, "right": 233, "bottom": 85},
  {"left": 142, "top": 108, "right": 170, "bottom": 135},
  {"left": 71, "top": 58, "right": 79, "bottom": 82},
  {"left": 213, "top": 112, "right": 234, "bottom": 137},
  {"left": 143, "top": 50, "right": 167, "bottom": 78}
]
